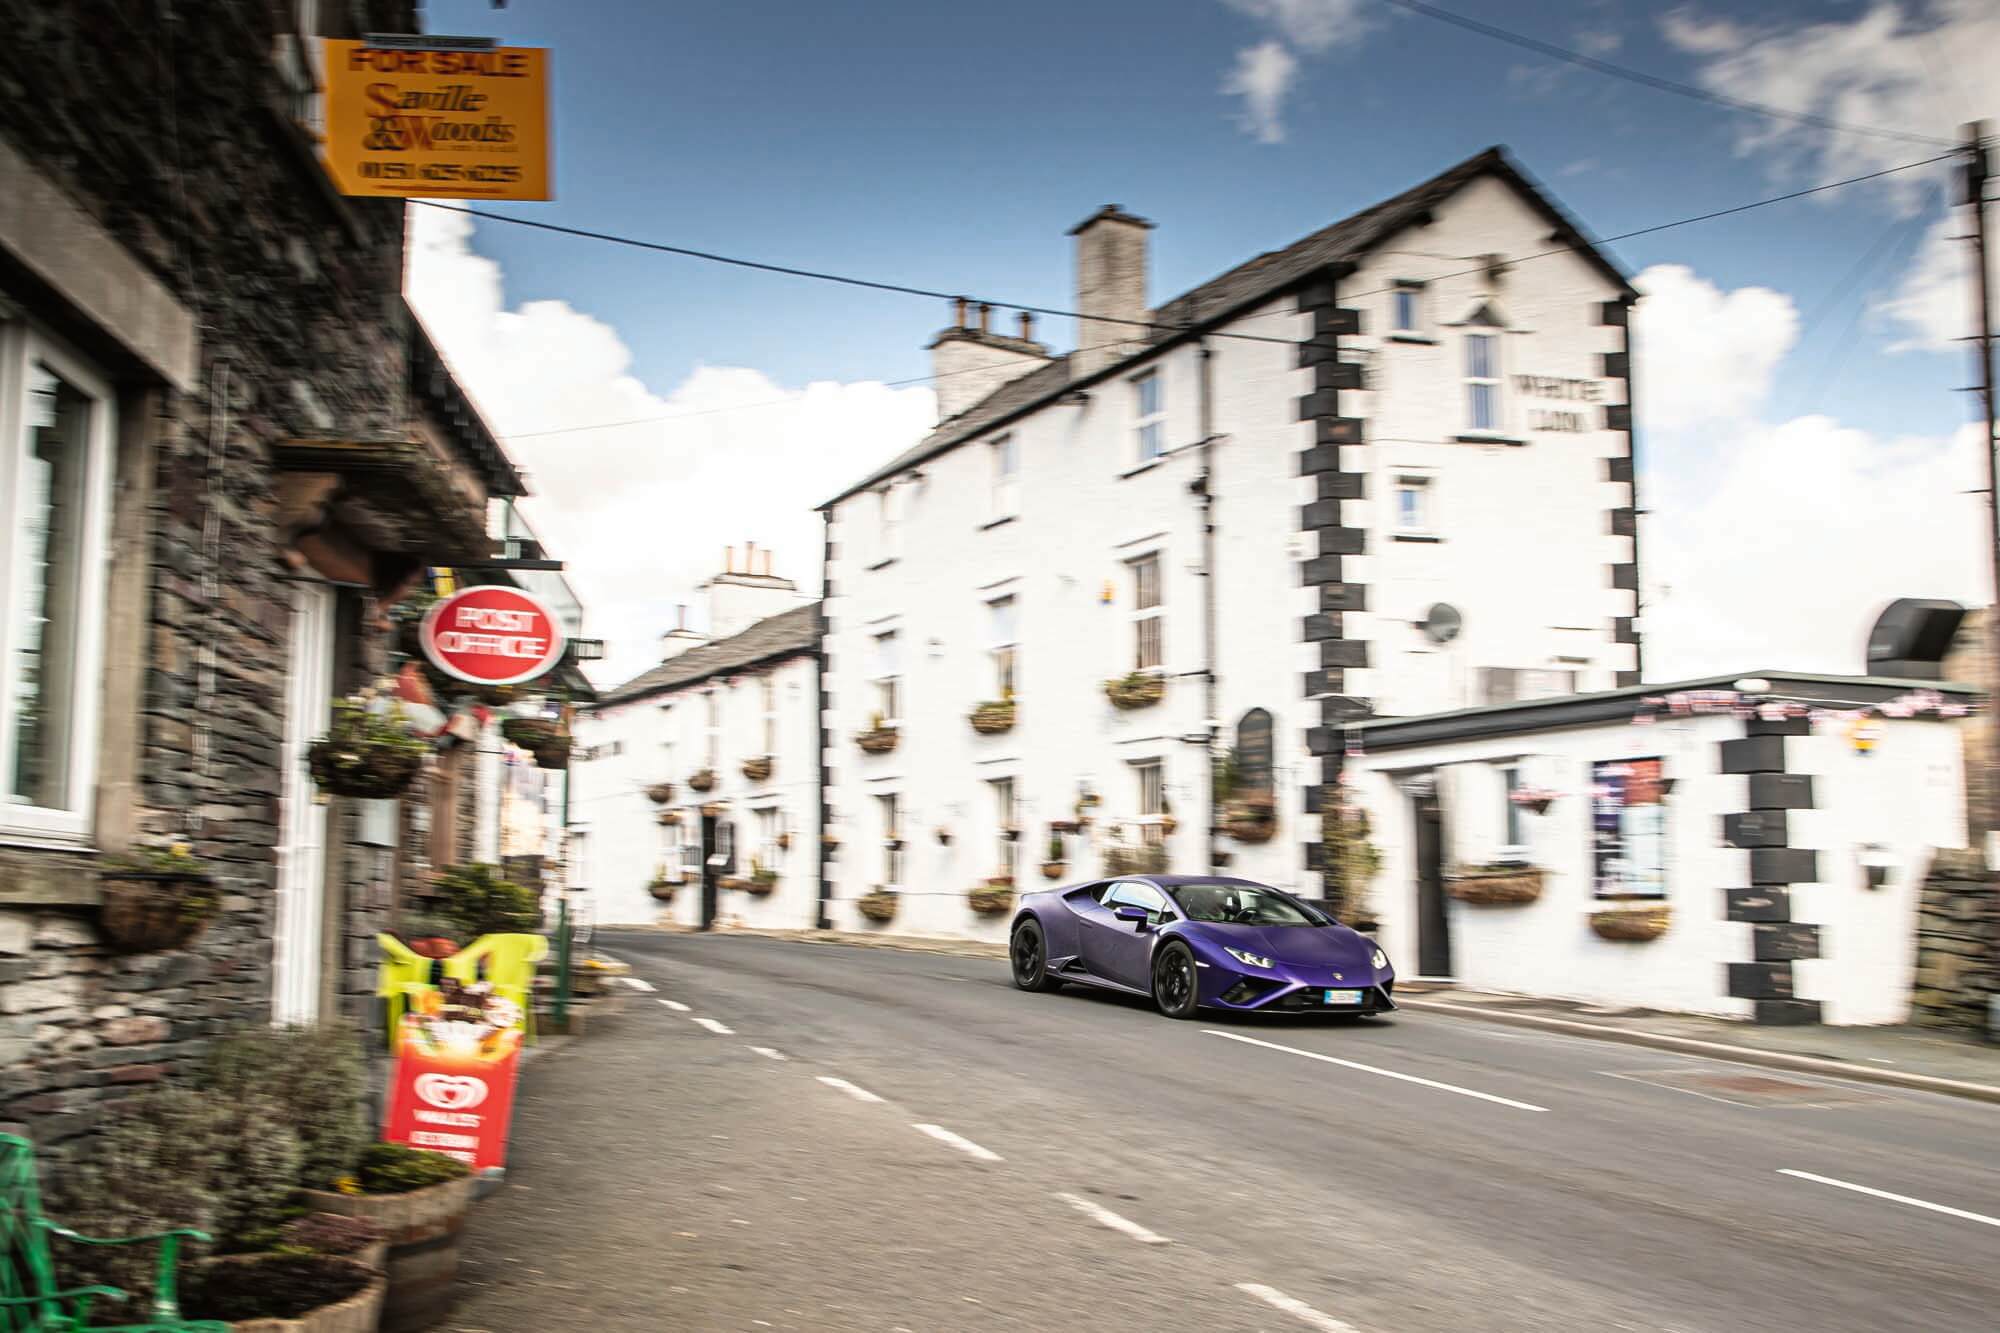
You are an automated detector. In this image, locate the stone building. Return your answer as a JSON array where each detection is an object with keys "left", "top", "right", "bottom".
[
  {"left": 818, "top": 147, "right": 1640, "bottom": 940},
  {"left": 0, "top": 2, "right": 549, "bottom": 1148}
]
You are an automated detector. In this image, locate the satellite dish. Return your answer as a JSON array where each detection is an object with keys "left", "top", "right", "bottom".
[{"left": 1420, "top": 603, "right": 1462, "bottom": 645}]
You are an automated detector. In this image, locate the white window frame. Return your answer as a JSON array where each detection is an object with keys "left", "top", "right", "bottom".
[
  {"left": 1464, "top": 329, "right": 1503, "bottom": 435},
  {"left": 703, "top": 688, "right": 720, "bottom": 768},
  {"left": 988, "top": 595, "right": 1017, "bottom": 698},
  {"left": 872, "top": 630, "right": 901, "bottom": 727},
  {"left": 1129, "top": 552, "right": 1164, "bottom": 674},
  {"left": 1391, "top": 282, "right": 1423, "bottom": 336},
  {"left": 877, "top": 483, "right": 902, "bottom": 564},
  {"left": 991, "top": 434, "right": 1019, "bottom": 522},
  {"left": 1132, "top": 370, "right": 1164, "bottom": 464},
  {"left": 760, "top": 674, "right": 777, "bottom": 757},
  {"left": 0, "top": 320, "right": 116, "bottom": 843},
  {"left": 1134, "top": 758, "right": 1164, "bottom": 847},
  {"left": 1500, "top": 764, "right": 1526, "bottom": 857},
  {"left": 274, "top": 1, "right": 328, "bottom": 140},
  {"left": 1392, "top": 473, "right": 1434, "bottom": 538},
  {"left": 755, "top": 805, "right": 781, "bottom": 875},
  {"left": 991, "top": 777, "right": 1017, "bottom": 879},
  {"left": 879, "top": 792, "right": 902, "bottom": 888}
]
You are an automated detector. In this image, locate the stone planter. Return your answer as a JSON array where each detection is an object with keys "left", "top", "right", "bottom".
[
  {"left": 856, "top": 725, "right": 900, "bottom": 755},
  {"left": 969, "top": 700, "right": 1016, "bottom": 734},
  {"left": 192, "top": 1255, "right": 385, "bottom": 1333},
  {"left": 97, "top": 872, "right": 219, "bottom": 954},
  {"left": 298, "top": 1175, "right": 474, "bottom": 1333},
  {"left": 1589, "top": 904, "right": 1671, "bottom": 942},
  {"left": 1446, "top": 866, "right": 1546, "bottom": 906},
  {"left": 741, "top": 755, "right": 773, "bottom": 782},
  {"left": 1104, "top": 673, "right": 1165, "bottom": 710},
  {"left": 688, "top": 769, "right": 717, "bottom": 793},
  {"left": 968, "top": 881, "right": 1015, "bottom": 915},
  {"left": 1040, "top": 861, "right": 1066, "bottom": 881},
  {"left": 858, "top": 890, "right": 898, "bottom": 923}
]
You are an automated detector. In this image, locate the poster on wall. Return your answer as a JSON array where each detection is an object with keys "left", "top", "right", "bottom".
[{"left": 1590, "top": 757, "right": 1667, "bottom": 898}]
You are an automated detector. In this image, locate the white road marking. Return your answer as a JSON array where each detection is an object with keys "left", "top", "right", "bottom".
[
  {"left": 911, "top": 1123, "right": 1003, "bottom": 1162},
  {"left": 1055, "top": 1192, "right": 1172, "bottom": 1245},
  {"left": 692, "top": 1017, "right": 734, "bottom": 1035},
  {"left": 816, "top": 1076, "right": 885, "bottom": 1104},
  {"left": 748, "top": 1046, "right": 788, "bottom": 1061},
  {"left": 657, "top": 999, "right": 691, "bottom": 1012},
  {"left": 621, "top": 976, "right": 657, "bottom": 992},
  {"left": 1778, "top": 1170, "right": 2000, "bottom": 1228},
  {"left": 1203, "top": 1029, "right": 1548, "bottom": 1112},
  {"left": 1235, "top": 1283, "right": 1364, "bottom": 1333}
]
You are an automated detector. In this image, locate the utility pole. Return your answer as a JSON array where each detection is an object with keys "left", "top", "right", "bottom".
[{"left": 1963, "top": 122, "right": 1999, "bottom": 845}]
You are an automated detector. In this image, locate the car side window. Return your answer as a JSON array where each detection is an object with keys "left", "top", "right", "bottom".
[{"left": 1106, "top": 881, "right": 1169, "bottom": 922}]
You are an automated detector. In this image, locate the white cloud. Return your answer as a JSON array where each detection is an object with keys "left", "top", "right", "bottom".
[
  {"left": 1223, "top": 0, "right": 1376, "bottom": 53},
  {"left": 1560, "top": 157, "right": 1601, "bottom": 178},
  {"left": 1878, "top": 214, "right": 2000, "bottom": 352},
  {"left": 1631, "top": 263, "right": 1800, "bottom": 430},
  {"left": 1573, "top": 27, "right": 1623, "bottom": 57},
  {"left": 405, "top": 205, "right": 935, "bottom": 687},
  {"left": 1221, "top": 41, "right": 1300, "bottom": 144}
]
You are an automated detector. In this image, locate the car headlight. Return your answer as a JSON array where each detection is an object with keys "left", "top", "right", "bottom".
[
  {"left": 1223, "top": 946, "right": 1274, "bottom": 969},
  {"left": 1371, "top": 948, "right": 1389, "bottom": 971}
]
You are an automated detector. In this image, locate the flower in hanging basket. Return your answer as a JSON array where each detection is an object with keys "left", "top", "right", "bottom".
[
  {"left": 1589, "top": 903, "right": 1671, "bottom": 941},
  {"left": 500, "top": 714, "right": 564, "bottom": 752},
  {"left": 1445, "top": 863, "right": 1546, "bottom": 905},
  {"left": 1508, "top": 784, "right": 1559, "bottom": 816},
  {"left": 744, "top": 860, "right": 779, "bottom": 896},
  {"left": 1103, "top": 843, "right": 1168, "bottom": 876},
  {"left": 742, "top": 754, "right": 774, "bottom": 782},
  {"left": 1104, "top": 670, "right": 1166, "bottom": 710},
  {"left": 657, "top": 807, "right": 683, "bottom": 826},
  {"left": 1040, "top": 860, "right": 1067, "bottom": 881},
  {"left": 648, "top": 873, "right": 681, "bottom": 902},
  {"left": 1222, "top": 794, "right": 1278, "bottom": 843},
  {"left": 688, "top": 768, "right": 718, "bottom": 793},
  {"left": 969, "top": 698, "right": 1017, "bottom": 734},
  {"left": 968, "top": 878, "right": 1015, "bottom": 915},
  {"left": 857, "top": 722, "right": 900, "bottom": 754},
  {"left": 646, "top": 781, "right": 677, "bottom": 805},
  {"left": 308, "top": 696, "right": 428, "bottom": 799},
  {"left": 97, "top": 842, "right": 220, "bottom": 954},
  {"left": 858, "top": 887, "right": 898, "bottom": 922}
]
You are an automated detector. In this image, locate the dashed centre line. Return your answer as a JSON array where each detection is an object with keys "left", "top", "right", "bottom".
[
  {"left": 1203, "top": 1029, "right": 1548, "bottom": 1113},
  {"left": 747, "top": 1046, "right": 788, "bottom": 1061},
  {"left": 692, "top": 1017, "right": 734, "bottom": 1035},
  {"left": 621, "top": 976, "right": 657, "bottom": 992},
  {"left": 1778, "top": 1169, "right": 2000, "bottom": 1228},
  {"left": 817, "top": 1076, "right": 885, "bottom": 1104},
  {"left": 1054, "top": 1192, "right": 1172, "bottom": 1245},
  {"left": 911, "top": 1123, "right": 1003, "bottom": 1162},
  {"left": 657, "top": 999, "right": 691, "bottom": 1012},
  {"left": 1235, "top": 1283, "right": 1365, "bottom": 1333}
]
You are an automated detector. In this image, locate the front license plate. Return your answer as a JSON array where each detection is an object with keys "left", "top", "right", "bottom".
[{"left": 1323, "top": 989, "right": 1363, "bottom": 1006}]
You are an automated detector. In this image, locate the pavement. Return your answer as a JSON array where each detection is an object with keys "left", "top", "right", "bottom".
[{"left": 452, "top": 931, "right": 2000, "bottom": 1332}]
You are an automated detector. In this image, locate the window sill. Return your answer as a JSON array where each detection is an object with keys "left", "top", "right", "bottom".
[
  {"left": 1392, "top": 532, "right": 1443, "bottom": 544},
  {"left": 866, "top": 557, "right": 899, "bottom": 572},
  {"left": 1388, "top": 333, "right": 1438, "bottom": 345},
  {"left": 0, "top": 843, "right": 105, "bottom": 908},
  {"left": 979, "top": 514, "right": 1017, "bottom": 532},
  {"left": 1120, "top": 457, "right": 1168, "bottom": 480},
  {"left": 1453, "top": 434, "right": 1526, "bottom": 447}
]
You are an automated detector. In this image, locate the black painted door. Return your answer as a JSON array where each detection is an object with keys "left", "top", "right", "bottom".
[
  {"left": 700, "top": 812, "right": 719, "bottom": 929},
  {"left": 1414, "top": 786, "right": 1452, "bottom": 977}
]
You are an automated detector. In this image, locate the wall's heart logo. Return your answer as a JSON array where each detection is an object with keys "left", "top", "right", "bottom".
[{"left": 415, "top": 1073, "right": 489, "bottom": 1111}]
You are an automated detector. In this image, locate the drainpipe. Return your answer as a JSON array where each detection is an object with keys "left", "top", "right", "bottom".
[{"left": 1197, "top": 340, "right": 1219, "bottom": 875}]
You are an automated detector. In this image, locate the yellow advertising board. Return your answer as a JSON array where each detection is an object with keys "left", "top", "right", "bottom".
[{"left": 322, "top": 40, "right": 550, "bottom": 200}]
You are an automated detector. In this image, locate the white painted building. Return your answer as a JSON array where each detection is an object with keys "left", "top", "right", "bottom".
[
  {"left": 1342, "top": 674, "right": 1971, "bottom": 1025},
  {"left": 574, "top": 548, "right": 821, "bottom": 929},
  {"left": 818, "top": 147, "right": 1640, "bottom": 938}
]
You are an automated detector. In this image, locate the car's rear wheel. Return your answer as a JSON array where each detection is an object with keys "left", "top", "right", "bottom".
[
  {"left": 1010, "top": 919, "right": 1062, "bottom": 992},
  {"left": 1152, "top": 941, "right": 1199, "bottom": 1019}
]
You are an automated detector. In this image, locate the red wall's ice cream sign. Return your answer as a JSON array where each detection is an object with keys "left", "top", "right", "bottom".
[
  {"left": 384, "top": 978, "right": 524, "bottom": 1172},
  {"left": 421, "top": 585, "right": 566, "bottom": 686}
]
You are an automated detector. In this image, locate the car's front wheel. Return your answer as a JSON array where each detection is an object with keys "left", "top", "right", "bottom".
[
  {"left": 1152, "top": 941, "right": 1199, "bottom": 1019},
  {"left": 1011, "top": 918, "right": 1062, "bottom": 992}
]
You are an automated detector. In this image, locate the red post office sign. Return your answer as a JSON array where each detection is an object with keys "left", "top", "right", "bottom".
[{"left": 421, "top": 585, "right": 566, "bottom": 686}]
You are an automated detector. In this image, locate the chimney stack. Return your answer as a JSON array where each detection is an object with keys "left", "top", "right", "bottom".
[
  {"left": 1068, "top": 205, "right": 1153, "bottom": 379},
  {"left": 1019, "top": 311, "right": 1035, "bottom": 341},
  {"left": 953, "top": 296, "right": 970, "bottom": 328},
  {"left": 977, "top": 302, "right": 992, "bottom": 333},
  {"left": 658, "top": 603, "right": 706, "bottom": 660}
]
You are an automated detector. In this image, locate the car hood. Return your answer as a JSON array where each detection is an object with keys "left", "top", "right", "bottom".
[{"left": 1191, "top": 921, "right": 1379, "bottom": 971}]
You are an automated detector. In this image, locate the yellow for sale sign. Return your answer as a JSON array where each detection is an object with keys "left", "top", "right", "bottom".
[{"left": 322, "top": 40, "right": 551, "bottom": 200}]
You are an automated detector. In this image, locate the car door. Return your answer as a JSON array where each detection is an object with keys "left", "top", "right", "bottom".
[{"left": 1081, "top": 880, "right": 1171, "bottom": 991}]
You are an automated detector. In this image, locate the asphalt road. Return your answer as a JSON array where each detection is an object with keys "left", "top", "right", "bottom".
[{"left": 466, "top": 931, "right": 2000, "bottom": 1332}]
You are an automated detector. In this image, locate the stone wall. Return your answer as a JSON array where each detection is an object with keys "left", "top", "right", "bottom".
[
  {"left": 1941, "top": 608, "right": 1993, "bottom": 836},
  {"left": 1911, "top": 849, "right": 2000, "bottom": 1035}
]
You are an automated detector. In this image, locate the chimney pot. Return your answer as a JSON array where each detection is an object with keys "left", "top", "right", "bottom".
[
  {"left": 978, "top": 302, "right": 992, "bottom": 333},
  {"left": 953, "top": 296, "right": 969, "bottom": 328},
  {"left": 724, "top": 545, "right": 734, "bottom": 574},
  {"left": 1019, "top": 311, "right": 1034, "bottom": 340}
]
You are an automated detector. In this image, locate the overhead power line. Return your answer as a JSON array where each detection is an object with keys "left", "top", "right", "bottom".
[{"left": 1360, "top": 0, "right": 1955, "bottom": 150}]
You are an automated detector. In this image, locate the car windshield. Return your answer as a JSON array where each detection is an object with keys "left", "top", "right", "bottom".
[{"left": 1168, "top": 883, "right": 1325, "bottom": 926}]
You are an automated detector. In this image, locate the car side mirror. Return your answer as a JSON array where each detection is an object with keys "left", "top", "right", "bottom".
[{"left": 1112, "top": 905, "right": 1151, "bottom": 925}]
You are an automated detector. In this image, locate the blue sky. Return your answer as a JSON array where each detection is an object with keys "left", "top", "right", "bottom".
[{"left": 411, "top": 1, "right": 1995, "bottom": 683}]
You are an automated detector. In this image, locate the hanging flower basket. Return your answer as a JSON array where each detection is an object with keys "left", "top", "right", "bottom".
[
  {"left": 646, "top": 781, "right": 677, "bottom": 805},
  {"left": 1446, "top": 864, "right": 1546, "bottom": 905},
  {"left": 1160, "top": 813, "right": 1179, "bottom": 836},
  {"left": 1046, "top": 818, "right": 1081, "bottom": 835},
  {"left": 688, "top": 768, "right": 718, "bottom": 793},
  {"left": 657, "top": 808, "right": 682, "bottom": 827},
  {"left": 701, "top": 802, "right": 726, "bottom": 818},
  {"left": 857, "top": 724, "right": 900, "bottom": 754},
  {"left": 969, "top": 699, "right": 1016, "bottom": 734},
  {"left": 1104, "top": 671, "right": 1166, "bottom": 710},
  {"left": 1104, "top": 844, "right": 1168, "bottom": 876},
  {"left": 500, "top": 715, "right": 563, "bottom": 752},
  {"left": 969, "top": 878, "right": 1015, "bottom": 915},
  {"left": 648, "top": 876, "right": 682, "bottom": 903},
  {"left": 308, "top": 698, "right": 428, "bottom": 799},
  {"left": 532, "top": 739, "right": 571, "bottom": 771},
  {"left": 745, "top": 867, "right": 779, "bottom": 897},
  {"left": 97, "top": 849, "right": 220, "bottom": 954},
  {"left": 1508, "top": 785, "right": 1559, "bottom": 816},
  {"left": 1040, "top": 861, "right": 1067, "bottom": 881},
  {"left": 742, "top": 755, "right": 774, "bottom": 782},
  {"left": 858, "top": 889, "right": 898, "bottom": 923},
  {"left": 1589, "top": 903, "right": 1671, "bottom": 942},
  {"left": 1222, "top": 796, "right": 1278, "bottom": 843}
]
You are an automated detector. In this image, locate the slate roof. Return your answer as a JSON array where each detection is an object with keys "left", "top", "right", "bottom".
[
  {"left": 826, "top": 146, "right": 1635, "bottom": 508},
  {"left": 592, "top": 601, "right": 821, "bottom": 708}
]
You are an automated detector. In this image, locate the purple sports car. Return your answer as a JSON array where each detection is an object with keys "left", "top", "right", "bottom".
[{"left": 1009, "top": 875, "right": 1395, "bottom": 1020}]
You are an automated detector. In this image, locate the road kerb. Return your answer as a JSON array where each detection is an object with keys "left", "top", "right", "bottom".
[{"left": 1398, "top": 998, "right": 2000, "bottom": 1106}]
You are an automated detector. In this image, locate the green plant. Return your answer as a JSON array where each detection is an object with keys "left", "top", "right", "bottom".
[
  {"left": 205, "top": 1024, "right": 369, "bottom": 1191},
  {"left": 751, "top": 859, "right": 778, "bottom": 887},
  {"left": 1047, "top": 828, "right": 1064, "bottom": 861},
  {"left": 308, "top": 695, "right": 429, "bottom": 797},
  {"left": 1322, "top": 794, "right": 1383, "bottom": 920},
  {"left": 356, "top": 1141, "right": 471, "bottom": 1195},
  {"left": 432, "top": 862, "right": 543, "bottom": 937},
  {"left": 278, "top": 1213, "right": 388, "bottom": 1259},
  {"left": 103, "top": 839, "right": 209, "bottom": 879},
  {"left": 184, "top": 1253, "right": 376, "bottom": 1322}
]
